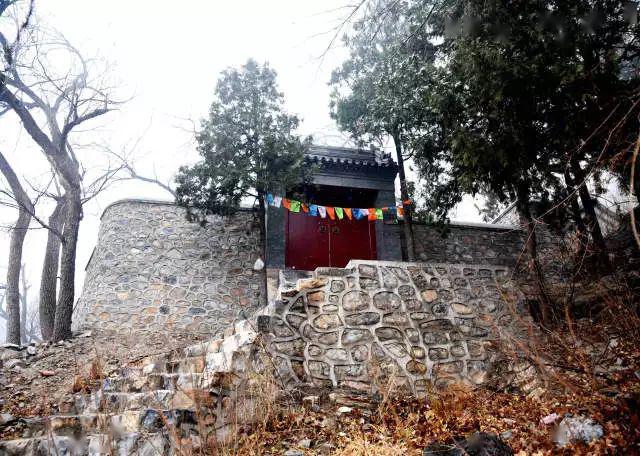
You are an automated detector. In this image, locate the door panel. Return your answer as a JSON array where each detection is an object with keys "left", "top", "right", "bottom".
[
  {"left": 328, "top": 218, "right": 376, "bottom": 268},
  {"left": 286, "top": 211, "right": 377, "bottom": 270},
  {"left": 285, "top": 211, "right": 329, "bottom": 270}
]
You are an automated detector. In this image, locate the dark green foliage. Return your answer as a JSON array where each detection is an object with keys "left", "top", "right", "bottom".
[
  {"left": 419, "top": 0, "right": 640, "bottom": 217},
  {"left": 175, "top": 59, "right": 312, "bottom": 224}
]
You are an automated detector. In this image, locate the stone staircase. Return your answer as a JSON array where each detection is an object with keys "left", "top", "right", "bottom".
[
  {"left": 0, "top": 260, "right": 545, "bottom": 454},
  {"left": 0, "top": 320, "right": 264, "bottom": 455}
]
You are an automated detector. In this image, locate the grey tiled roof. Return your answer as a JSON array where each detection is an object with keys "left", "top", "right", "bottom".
[{"left": 305, "top": 145, "right": 396, "bottom": 168}]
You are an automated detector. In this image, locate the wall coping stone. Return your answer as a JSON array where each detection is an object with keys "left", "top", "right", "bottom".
[
  {"left": 101, "top": 198, "right": 519, "bottom": 231},
  {"left": 412, "top": 220, "right": 521, "bottom": 231},
  {"left": 98, "top": 198, "right": 254, "bottom": 221}
]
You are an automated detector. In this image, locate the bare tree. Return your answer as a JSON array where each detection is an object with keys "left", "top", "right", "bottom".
[
  {"left": 0, "top": 151, "right": 32, "bottom": 344},
  {"left": 19, "top": 264, "right": 39, "bottom": 343},
  {"left": 106, "top": 145, "right": 176, "bottom": 198},
  {"left": 38, "top": 185, "right": 64, "bottom": 340},
  {"left": 1, "top": 4, "right": 121, "bottom": 340},
  {"left": 0, "top": 263, "right": 42, "bottom": 343}
]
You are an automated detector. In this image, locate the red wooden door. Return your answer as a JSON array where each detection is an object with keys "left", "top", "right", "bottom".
[
  {"left": 286, "top": 211, "right": 376, "bottom": 270},
  {"left": 328, "top": 217, "right": 377, "bottom": 268}
]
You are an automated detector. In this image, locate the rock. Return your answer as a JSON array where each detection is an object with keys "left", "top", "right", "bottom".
[
  {"left": 39, "top": 370, "right": 56, "bottom": 377},
  {"left": 0, "top": 413, "right": 14, "bottom": 425},
  {"left": 316, "top": 442, "right": 334, "bottom": 454},
  {"left": 26, "top": 346, "right": 37, "bottom": 356},
  {"left": 253, "top": 258, "right": 264, "bottom": 271},
  {"left": 5, "top": 359, "right": 25, "bottom": 370},
  {"left": 336, "top": 406, "right": 352, "bottom": 415},
  {"left": 540, "top": 412, "right": 559, "bottom": 425},
  {"left": 554, "top": 415, "right": 604, "bottom": 447},
  {"left": 0, "top": 348, "right": 23, "bottom": 362},
  {"left": 298, "top": 438, "right": 312, "bottom": 448},
  {"left": 302, "top": 395, "right": 319, "bottom": 409},
  {"left": 284, "top": 450, "right": 304, "bottom": 456},
  {"left": 423, "top": 432, "right": 513, "bottom": 456},
  {"left": 499, "top": 430, "right": 513, "bottom": 441}
]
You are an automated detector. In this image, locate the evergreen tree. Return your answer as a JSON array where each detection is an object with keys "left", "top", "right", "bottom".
[
  {"left": 175, "top": 59, "right": 312, "bottom": 261},
  {"left": 330, "top": 0, "right": 440, "bottom": 260}
]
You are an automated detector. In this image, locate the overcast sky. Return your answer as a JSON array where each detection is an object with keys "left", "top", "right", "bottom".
[{"left": 0, "top": 0, "right": 483, "bottom": 319}]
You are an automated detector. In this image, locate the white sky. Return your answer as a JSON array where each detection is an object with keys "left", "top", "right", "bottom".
[{"left": 0, "top": 0, "right": 482, "bottom": 319}]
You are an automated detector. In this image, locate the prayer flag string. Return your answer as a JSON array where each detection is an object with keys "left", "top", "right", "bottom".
[{"left": 265, "top": 193, "right": 410, "bottom": 221}]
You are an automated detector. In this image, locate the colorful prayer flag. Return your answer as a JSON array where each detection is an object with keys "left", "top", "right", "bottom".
[
  {"left": 309, "top": 204, "right": 318, "bottom": 216},
  {"left": 368, "top": 208, "right": 377, "bottom": 221},
  {"left": 301, "top": 203, "right": 309, "bottom": 213},
  {"left": 375, "top": 208, "right": 383, "bottom": 220},
  {"left": 273, "top": 196, "right": 282, "bottom": 208},
  {"left": 266, "top": 193, "right": 274, "bottom": 205},
  {"left": 282, "top": 198, "right": 291, "bottom": 210},
  {"left": 318, "top": 206, "right": 327, "bottom": 218},
  {"left": 335, "top": 207, "right": 344, "bottom": 219},
  {"left": 344, "top": 208, "right": 353, "bottom": 220},
  {"left": 397, "top": 206, "right": 404, "bottom": 219},
  {"left": 289, "top": 200, "right": 301, "bottom": 213},
  {"left": 326, "top": 207, "right": 335, "bottom": 220}
]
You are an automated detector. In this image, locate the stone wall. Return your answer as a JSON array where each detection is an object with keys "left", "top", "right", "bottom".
[
  {"left": 74, "top": 200, "right": 265, "bottom": 336},
  {"left": 268, "top": 260, "right": 522, "bottom": 393},
  {"left": 412, "top": 223, "right": 525, "bottom": 266}
]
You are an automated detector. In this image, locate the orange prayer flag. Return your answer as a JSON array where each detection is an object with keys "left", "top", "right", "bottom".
[
  {"left": 344, "top": 208, "right": 353, "bottom": 220},
  {"left": 282, "top": 198, "right": 291, "bottom": 210},
  {"left": 326, "top": 207, "right": 336, "bottom": 220},
  {"left": 403, "top": 199, "right": 412, "bottom": 206},
  {"left": 397, "top": 206, "right": 404, "bottom": 218},
  {"left": 301, "top": 203, "right": 309, "bottom": 213},
  {"left": 368, "top": 208, "right": 377, "bottom": 221}
]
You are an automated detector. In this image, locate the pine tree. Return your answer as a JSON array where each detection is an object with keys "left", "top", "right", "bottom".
[{"left": 175, "top": 59, "right": 312, "bottom": 262}]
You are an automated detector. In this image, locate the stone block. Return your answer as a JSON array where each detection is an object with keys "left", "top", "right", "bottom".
[
  {"left": 373, "top": 292, "right": 402, "bottom": 311},
  {"left": 344, "top": 312, "right": 380, "bottom": 326}
]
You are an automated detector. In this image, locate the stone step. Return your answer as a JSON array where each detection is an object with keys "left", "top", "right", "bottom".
[
  {"left": 104, "top": 372, "right": 207, "bottom": 393},
  {"left": 0, "top": 431, "right": 178, "bottom": 456},
  {"left": 314, "top": 266, "right": 353, "bottom": 277},
  {"left": 12, "top": 408, "right": 211, "bottom": 439},
  {"left": 61, "top": 387, "right": 227, "bottom": 417},
  {"left": 134, "top": 355, "right": 208, "bottom": 376}
]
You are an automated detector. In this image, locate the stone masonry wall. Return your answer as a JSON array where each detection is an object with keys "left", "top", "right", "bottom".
[
  {"left": 412, "top": 224, "right": 525, "bottom": 266},
  {"left": 389, "top": 222, "right": 558, "bottom": 267},
  {"left": 268, "top": 260, "right": 522, "bottom": 393},
  {"left": 74, "top": 200, "right": 265, "bottom": 336}
]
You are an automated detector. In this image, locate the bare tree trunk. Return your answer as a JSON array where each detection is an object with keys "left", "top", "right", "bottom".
[
  {"left": 39, "top": 197, "right": 65, "bottom": 340},
  {"left": 516, "top": 185, "right": 552, "bottom": 324},
  {"left": 570, "top": 159, "right": 608, "bottom": 261},
  {"left": 0, "top": 152, "right": 33, "bottom": 345},
  {"left": 52, "top": 190, "right": 81, "bottom": 341},
  {"left": 392, "top": 131, "right": 415, "bottom": 261},
  {"left": 564, "top": 169, "right": 588, "bottom": 259},
  {"left": 19, "top": 265, "right": 27, "bottom": 344}
]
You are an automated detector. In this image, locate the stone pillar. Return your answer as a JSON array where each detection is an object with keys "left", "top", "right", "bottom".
[
  {"left": 375, "top": 190, "right": 403, "bottom": 261},
  {"left": 265, "top": 192, "right": 286, "bottom": 269}
]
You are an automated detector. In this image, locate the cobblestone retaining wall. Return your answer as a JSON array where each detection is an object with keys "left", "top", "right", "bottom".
[
  {"left": 268, "top": 260, "right": 522, "bottom": 393},
  {"left": 74, "top": 200, "right": 264, "bottom": 336}
]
